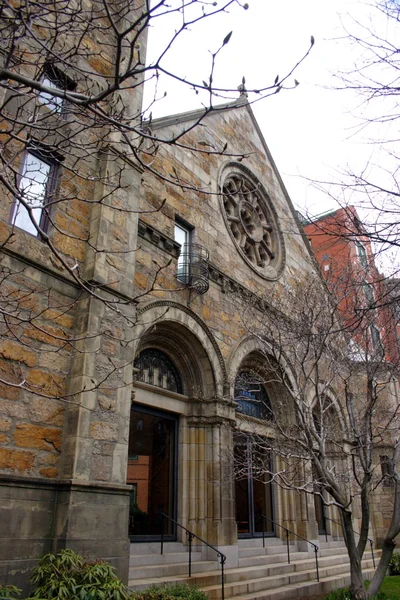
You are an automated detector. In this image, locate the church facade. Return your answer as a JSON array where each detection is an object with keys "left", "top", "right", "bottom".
[{"left": 0, "top": 5, "right": 398, "bottom": 591}]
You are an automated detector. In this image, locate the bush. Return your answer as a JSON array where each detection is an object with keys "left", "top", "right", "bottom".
[
  {"left": 130, "top": 583, "right": 208, "bottom": 600},
  {"left": 0, "top": 585, "right": 21, "bottom": 599},
  {"left": 324, "top": 587, "right": 389, "bottom": 600},
  {"left": 29, "top": 549, "right": 130, "bottom": 600},
  {"left": 390, "top": 553, "right": 400, "bottom": 575}
]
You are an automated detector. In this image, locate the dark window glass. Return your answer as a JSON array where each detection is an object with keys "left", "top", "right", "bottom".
[
  {"left": 234, "top": 371, "right": 273, "bottom": 420},
  {"left": 134, "top": 348, "right": 183, "bottom": 394}
]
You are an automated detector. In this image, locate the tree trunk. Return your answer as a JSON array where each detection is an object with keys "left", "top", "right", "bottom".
[
  {"left": 342, "top": 511, "right": 368, "bottom": 600},
  {"left": 367, "top": 478, "right": 400, "bottom": 597}
]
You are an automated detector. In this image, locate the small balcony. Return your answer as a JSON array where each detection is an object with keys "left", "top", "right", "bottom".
[{"left": 176, "top": 243, "right": 209, "bottom": 295}]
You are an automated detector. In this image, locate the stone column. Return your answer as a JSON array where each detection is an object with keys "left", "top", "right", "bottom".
[{"left": 54, "top": 150, "right": 142, "bottom": 581}]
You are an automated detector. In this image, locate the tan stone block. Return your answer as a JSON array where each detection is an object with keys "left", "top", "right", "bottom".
[
  {"left": 39, "top": 467, "right": 59, "bottom": 478},
  {"left": 30, "top": 397, "right": 65, "bottom": 426},
  {"left": 0, "top": 418, "right": 12, "bottom": 432},
  {"left": 41, "top": 309, "right": 74, "bottom": 330},
  {"left": 0, "top": 447, "right": 34, "bottom": 472},
  {"left": 0, "top": 433, "right": 8, "bottom": 443},
  {"left": 41, "top": 453, "right": 59, "bottom": 466},
  {"left": 14, "top": 423, "right": 62, "bottom": 451},
  {"left": 134, "top": 273, "right": 148, "bottom": 289},
  {"left": 53, "top": 231, "right": 85, "bottom": 261},
  {"left": 0, "top": 340, "right": 37, "bottom": 367},
  {"left": 91, "top": 455, "right": 112, "bottom": 480},
  {"left": 0, "top": 399, "right": 27, "bottom": 419},
  {"left": 90, "top": 421, "right": 118, "bottom": 441},
  {"left": 24, "top": 324, "right": 68, "bottom": 347},
  {"left": 26, "top": 369, "right": 66, "bottom": 396}
]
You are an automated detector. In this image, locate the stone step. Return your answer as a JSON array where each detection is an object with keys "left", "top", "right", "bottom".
[
  {"left": 227, "top": 569, "right": 376, "bottom": 600},
  {"left": 237, "top": 538, "right": 285, "bottom": 549},
  {"left": 130, "top": 542, "right": 189, "bottom": 556},
  {"left": 130, "top": 550, "right": 203, "bottom": 567},
  {"left": 129, "top": 553, "right": 376, "bottom": 594},
  {"left": 199, "top": 561, "right": 377, "bottom": 599},
  {"left": 238, "top": 551, "right": 307, "bottom": 568},
  {"left": 129, "top": 559, "right": 218, "bottom": 580},
  {"left": 239, "top": 544, "right": 296, "bottom": 558}
]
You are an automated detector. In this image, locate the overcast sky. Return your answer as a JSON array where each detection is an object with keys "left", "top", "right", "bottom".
[{"left": 144, "top": 0, "right": 381, "bottom": 217}]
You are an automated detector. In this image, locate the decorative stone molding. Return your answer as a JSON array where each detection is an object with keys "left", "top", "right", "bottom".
[
  {"left": 219, "top": 162, "right": 286, "bottom": 280},
  {"left": 137, "top": 219, "right": 180, "bottom": 259},
  {"left": 137, "top": 300, "right": 228, "bottom": 384}
]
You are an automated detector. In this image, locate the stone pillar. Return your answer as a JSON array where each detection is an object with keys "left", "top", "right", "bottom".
[
  {"left": 55, "top": 150, "right": 142, "bottom": 581},
  {"left": 182, "top": 397, "right": 237, "bottom": 565}
]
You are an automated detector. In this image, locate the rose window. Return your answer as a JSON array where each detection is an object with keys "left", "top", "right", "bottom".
[{"left": 221, "top": 170, "right": 284, "bottom": 280}]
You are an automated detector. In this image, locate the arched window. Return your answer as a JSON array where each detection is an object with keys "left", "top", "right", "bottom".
[
  {"left": 234, "top": 371, "right": 273, "bottom": 420},
  {"left": 134, "top": 349, "right": 183, "bottom": 394}
]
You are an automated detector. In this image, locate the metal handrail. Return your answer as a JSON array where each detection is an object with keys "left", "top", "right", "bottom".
[
  {"left": 160, "top": 512, "right": 226, "bottom": 600},
  {"left": 324, "top": 516, "right": 375, "bottom": 568},
  {"left": 259, "top": 514, "right": 320, "bottom": 582}
]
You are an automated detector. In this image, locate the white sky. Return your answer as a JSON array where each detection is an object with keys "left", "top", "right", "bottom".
[{"left": 144, "top": 0, "right": 390, "bottom": 218}]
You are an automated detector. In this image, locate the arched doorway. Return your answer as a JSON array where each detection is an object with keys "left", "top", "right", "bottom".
[
  {"left": 234, "top": 370, "right": 275, "bottom": 538},
  {"left": 127, "top": 349, "right": 182, "bottom": 540}
]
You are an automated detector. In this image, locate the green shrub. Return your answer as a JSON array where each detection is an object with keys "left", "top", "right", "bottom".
[
  {"left": 130, "top": 583, "right": 208, "bottom": 600},
  {"left": 0, "top": 585, "right": 21, "bottom": 599},
  {"left": 29, "top": 549, "right": 130, "bottom": 600},
  {"left": 390, "top": 553, "right": 400, "bottom": 575},
  {"left": 324, "top": 587, "right": 389, "bottom": 600}
]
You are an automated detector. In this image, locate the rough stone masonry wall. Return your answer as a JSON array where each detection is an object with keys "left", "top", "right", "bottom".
[
  {"left": 136, "top": 104, "right": 316, "bottom": 362},
  {"left": 0, "top": 0, "right": 148, "bottom": 588}
]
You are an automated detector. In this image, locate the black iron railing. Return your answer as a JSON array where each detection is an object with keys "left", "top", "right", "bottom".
[
  {"left": 324, "top": 516, "right": 375, "bottom": 568},
  {"left": 258, "top": 514, "right": 320, "bottom": 581},
  {"left": 160, "top": 512, "right": 226, "bottom": 600},
  {"left": 177, "top": 243, "right": 209, "bottom": 294}
]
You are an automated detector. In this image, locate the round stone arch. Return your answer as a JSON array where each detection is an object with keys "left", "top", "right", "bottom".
[
  {"left": 135, "top": 301, "right": 227, "bottom": 398},
  {"left": 311, "top": 384, "right": 348, "bottom": 440},
  {"left": 227, "top": 335, "right": 298, "bottom": 421}
]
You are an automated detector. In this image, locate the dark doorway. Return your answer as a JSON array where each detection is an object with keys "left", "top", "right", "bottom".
[
  {"left": 127, "top": 405, "right": 178, "bottom": 540},
  {"left": 234, "top": 438, "right": 275, "bottom": 537},
  {"left": 314, "top": 489, "right": 327, "bottom": 535}
]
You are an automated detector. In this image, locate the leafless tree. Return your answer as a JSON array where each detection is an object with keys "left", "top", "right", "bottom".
[
  {"left": 0, "top": 0, "right": 313, "bottom": 402},
  {"left": 231, "top": 272, "right": 400, "bottom": 599},
  {"left": 303, "top": 1, "right": 400, "bottom": 271}
]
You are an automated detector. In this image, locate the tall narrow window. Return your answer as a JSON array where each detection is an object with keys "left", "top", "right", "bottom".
[
  {"left": 38, "top": 65, "right": 74, "bottom": 113},
  {"left": 174, "top": 220, "right": 191, "bottom": 284},
  {"left": 363, "top": 281, "right": 375, "bottom": 308},
  {"left": 370, "top": 324, "right": 383, "bottom": 354},
  {"left": 10, "top": 148, "right": 58, "bottom": 236},
  {"left": 356, "top": 240, "right": 368, "bottom": 270}
]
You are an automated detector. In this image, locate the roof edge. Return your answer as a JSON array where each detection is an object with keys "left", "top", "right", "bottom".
[{"left": 143, "top": 94, "right": 248, "bottom": 130}]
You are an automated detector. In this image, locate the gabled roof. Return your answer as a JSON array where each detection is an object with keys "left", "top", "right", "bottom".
[{"left": 145, "top": 96, "right": 318, "bottom": 270}]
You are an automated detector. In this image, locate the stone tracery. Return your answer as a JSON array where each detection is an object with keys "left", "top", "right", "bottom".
[{"left": 221, "top": 167, "right": 285, "bottom": 280}]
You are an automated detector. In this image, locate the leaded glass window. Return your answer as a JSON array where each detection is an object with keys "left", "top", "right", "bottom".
[
  {"left": 234, "top": 371, "right": 273, "bottom": 420},
  {"left": 134, "top": 349, "right": 183, "bottom": 394}
]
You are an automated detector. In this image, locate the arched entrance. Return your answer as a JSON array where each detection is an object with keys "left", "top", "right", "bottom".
[
  {"left": 128, "top": 349, "right": 182, "bottom": 540},
  {"left": 234, "top": 369, "right": 275, "bottom": 538},
  {"left": 127, "top": 305, "right": 226, "bottom": 543}
]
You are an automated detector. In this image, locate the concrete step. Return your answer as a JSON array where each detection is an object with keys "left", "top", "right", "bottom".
[
  {"left": 130, "top": 541, "right": 189, "bottom": 555},
  {"left": 129, "top": 550, "right": 203, "bottom": 567},
  {"left": 199, "top": 561, "right": 377, "bottom": 599},
  {"left": 238, "top": 544, "right": 296, "bottom": 558},
  {"left": 237, "top": 538, "right": 284, "bottom": 549},
  {"left": 129, "top": 560, "right": 218, "bottom": 580},
  {"left": 227, "top": 569, "right": 376, "bottom": 600},
  {"left": 238, "top": 551, "right": 307, "bottom": 568}
]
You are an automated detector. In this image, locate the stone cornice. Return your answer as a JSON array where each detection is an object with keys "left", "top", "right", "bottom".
[
  {"left": 137, "top": 219, "right": 180, "bottom": 259},
  {"left": 136, "top": 219, "right": 272, "bottom": 314}
]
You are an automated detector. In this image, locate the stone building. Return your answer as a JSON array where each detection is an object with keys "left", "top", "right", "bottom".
[{"left": 0, "top": 3, "right": 398, "bottom": 596}]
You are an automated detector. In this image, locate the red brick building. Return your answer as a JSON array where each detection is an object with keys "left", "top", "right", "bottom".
[{"left": 303, "top": 206, "right": 400, "bottom": 365}]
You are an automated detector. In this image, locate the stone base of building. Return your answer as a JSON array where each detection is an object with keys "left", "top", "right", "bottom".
[{"left": 0, "top": 476, "right": 131, "bottom": 593}]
